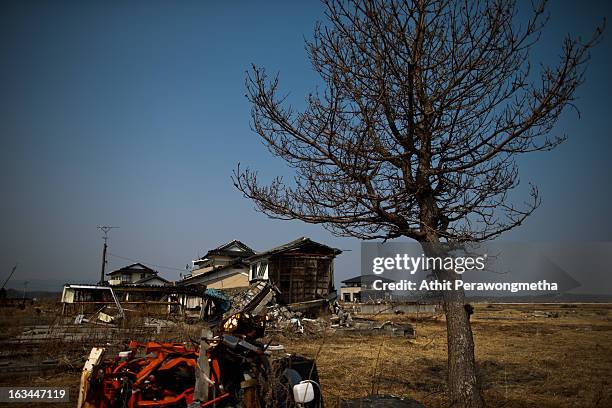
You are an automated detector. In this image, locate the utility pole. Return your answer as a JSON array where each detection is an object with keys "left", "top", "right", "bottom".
[{"left": 97, "top": 226, "right": 118, "bottom": 285}]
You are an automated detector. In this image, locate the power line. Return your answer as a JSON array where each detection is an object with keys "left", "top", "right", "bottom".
[{"left": 108, "top": 253, "right": 188, "bottom": 272}]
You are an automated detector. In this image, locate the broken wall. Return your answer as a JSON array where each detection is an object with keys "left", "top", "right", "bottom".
[{"left": 270, "top": 255, "right": 334, "bottom": 304}]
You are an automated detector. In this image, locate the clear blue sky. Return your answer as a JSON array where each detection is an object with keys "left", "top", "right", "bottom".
[{"left": 0, "top": 1, "right": 610, "bottom": 290}]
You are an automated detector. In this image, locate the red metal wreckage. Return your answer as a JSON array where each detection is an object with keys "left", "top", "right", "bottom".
[{"left": 77, "top": 283, "right": 323, "bottom": 408}]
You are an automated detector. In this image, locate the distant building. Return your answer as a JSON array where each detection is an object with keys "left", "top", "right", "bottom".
[
  {"left": 339, "top": 274, "right": 395, "bottom": 302},
  {"left": 247, "top": 237, "right": 341, "bottom": 305},
  {"left": 106, "top": 263, "right": 170, "bottom": 286},
  {"left": 181, "top": 240, "right": 254, "bottom": 289}
]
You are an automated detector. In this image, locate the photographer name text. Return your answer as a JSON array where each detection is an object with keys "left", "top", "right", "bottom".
[{"left": 373, "top": 279, "right": 558, "bottom": 293}]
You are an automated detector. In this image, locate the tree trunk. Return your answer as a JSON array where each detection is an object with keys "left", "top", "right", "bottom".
[
  {"left": 423, "top": 241, "right": 485, "bottom": 408},
  {"left": 438, "top": 267, "right": 484, "bottom": 408}
]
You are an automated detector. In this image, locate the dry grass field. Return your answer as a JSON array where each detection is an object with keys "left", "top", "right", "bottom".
[
  {"left": 276, "top": 303, "right": 612, "bottom": 407},
  {"left": 1, "top": 302, "right": 611, "bottom": 407}
]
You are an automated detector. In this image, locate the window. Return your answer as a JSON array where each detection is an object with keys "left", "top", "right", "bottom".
[
  {"left": 257, "top": 262, "right": 268, "bottom": 279},
  {"left": 250, "top": 261, "right": 268, "bottom": 280},
  {"left": 121, "top": 274, "right": 131, "bottom": 283}
]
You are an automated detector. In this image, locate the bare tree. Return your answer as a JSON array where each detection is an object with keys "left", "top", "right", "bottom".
[{"left": 234, "top": 1, "right": 603, "bottom": 406}]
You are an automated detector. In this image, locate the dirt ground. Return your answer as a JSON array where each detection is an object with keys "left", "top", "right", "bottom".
[{"left": 1, "top": 302, "right": 611, "bottom": 407}]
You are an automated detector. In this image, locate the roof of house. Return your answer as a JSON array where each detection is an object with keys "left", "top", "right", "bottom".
[
  {"left": 180, "top": 260, "right": 249, "bottom": 285},
  {"left": 341, "top": 274, "right": 395, "bottom": 285},
  {"left": 247, "top": 237, "right": 341, "bottom": 261},
  {"left": 195, "top": 240, "right": 255, "bottom": 261},
  {"left": 106, "top": 263, "right": 158, "bottom": 276},
  {"left": 133, "top": 275, "right": 171, "bottom": 285}
]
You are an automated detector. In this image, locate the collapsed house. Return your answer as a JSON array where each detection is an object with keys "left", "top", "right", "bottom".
[
  {"left": 180, "top": 237, "right": 342, "bottom": 315},
  {"left": 246, "top": 237, "right": 341, "bottom": 314},
  {"left": 60, "top": 283, "right": 225, "bottom": 321}
]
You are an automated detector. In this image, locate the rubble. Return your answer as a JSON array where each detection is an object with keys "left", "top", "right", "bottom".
[
  {"left": 224, "top": 281, "right": 277, "bottom": 319},
  {"left": 78, "top": 334, "right": 322, "bottom": 407},
  {"left": 266, "top": 298, "right": 416, "bottom": 338},
  {"left": 331, "top": 317, "right": 416, "bottom": 338},
  {"left": 78, "top": 281, "right": 325, "bottom": 408},
  {"left": 330, "top": 307, "right": 353, "bottom": 327}
]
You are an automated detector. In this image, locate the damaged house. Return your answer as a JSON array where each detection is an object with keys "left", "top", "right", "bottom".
[
  {"left": 180, "top": 240, "right": 254, "bottom": 290},
  {"left": 60, "top": 283, "right": 224, "bottom": 321},
  {"left": 247, "top": 237, "right": 341, "bottom": 310}
]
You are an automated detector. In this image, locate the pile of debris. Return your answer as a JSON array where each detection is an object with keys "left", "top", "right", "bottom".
[
  {"left": 78, "top": 281, "right": 323, "bottom": 408},
  {"left": 224, "top": 282, "right": 416, "bottom": 339},
  {"left": 345, "top": 319, "right": 416, "bottom": 337}
]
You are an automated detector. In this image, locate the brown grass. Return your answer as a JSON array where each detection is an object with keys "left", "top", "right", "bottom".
[{"left": 275, "top": 303, "right": 612, "bottom": 407}]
